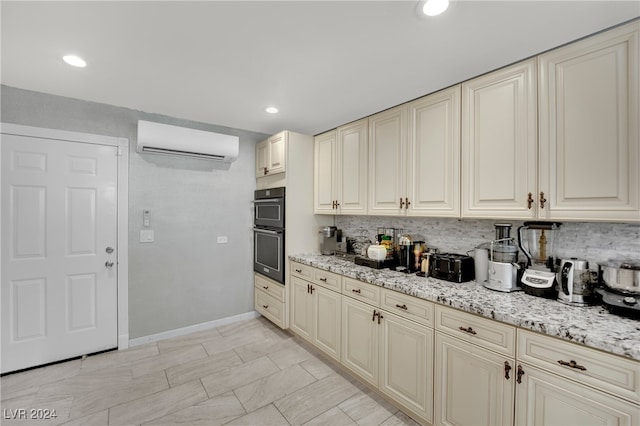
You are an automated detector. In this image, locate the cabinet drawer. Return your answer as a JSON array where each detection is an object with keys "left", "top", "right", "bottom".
[
  {"left": 343, "top": 277, "right": 380, "bottom": 306},
  {"left": 435, "top": 306, "right": 516, "bottom": 357},
  {"left": 313, "top": 268, "right": 342, "bottom": 292},
  {"left": 255, "top": 289, "right": 286, "bottom": 329},
  {"left": 518, "top": 329, "right": 640, "bottom": 404},
  {"left": 381, "top": 289, "right": 434, "bottom": 327},
  {"left": 255, "top": 273, "right": 285, "bottom": 302},
  {"left": 290, "top": 261, "right": 313, "bottom": 281}
]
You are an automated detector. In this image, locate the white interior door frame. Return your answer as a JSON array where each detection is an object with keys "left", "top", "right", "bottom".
[{"left": 0, "top": 122, "right": 130, "bottom": 350}]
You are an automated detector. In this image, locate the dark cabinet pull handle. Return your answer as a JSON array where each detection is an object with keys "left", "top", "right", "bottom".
[
  {"left": 262, "top": 304, "right": 269, "bottom": 309},
  {"left": 310, "top": 285, "right": 315, "bottom": 294},
  {"left": 295, "top": 268, "right": 302, "bottom": 273},
  {"left": 405, "top": 197, "right": 410, "bottom": 209},
  {"left": 377, "top": 312, "right": 383, "bottom": 324},
  {"left": 372, "top": 310, "right": 378, "bottom": 322},
  {"left": 395, "top": 304, "right": 408, "bottom": 310},
  {"left": 459, "top": 326, "right": 477, "bottom": 335},
  {"left": 307, "top": 284, "right": 310, "bottom": 293},
  {"left": 504, "top": 361, "right": 512, "bottom": 380},
  {"left": 539, "top": 192, "right": 547, "bottom": 209},
  {"left": 263, "top": 286, "right": 269, "bottom": 290},
  {"left": 332, "top": 200, "right": 336, "bottom": 209},
  {"left": 557, "top": 360, "right": 587, "bottom": 371},
  {"left": 399, "top": 198, "right": 404, "bottom": 208},
  {"left": 263, "top": 167, "right": 268, "bottom": 176},
  {"left": 319, "top": 277, "right": 327, "bottom": 282},
  {"left": 517, "top": 365, "right": 525, "bottom": 384},
  {"left": 527, "top": 192, "right": 534, "bottom": 209},
  {"left": 352, "top": 288, "right": 361, "bottom": 294},
  {"left": 335, "top": 201, "right": 340, "bottom": 208}
]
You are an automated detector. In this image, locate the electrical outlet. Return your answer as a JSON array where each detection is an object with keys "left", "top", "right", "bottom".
[{"left": 140, "top": 229, "right": 155, "bottom": 243}]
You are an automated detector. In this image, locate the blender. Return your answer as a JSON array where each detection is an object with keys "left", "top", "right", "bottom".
[
  {"left": 483, "top": 223, "right": 522, "bottom": 292},
  {"left": 518, "top": 221, "right": 562, "bottom": 298}
]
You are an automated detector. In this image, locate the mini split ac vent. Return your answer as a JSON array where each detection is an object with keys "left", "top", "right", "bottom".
[{"left": 136, "top": 120, "right": 239, "bottom": 163}]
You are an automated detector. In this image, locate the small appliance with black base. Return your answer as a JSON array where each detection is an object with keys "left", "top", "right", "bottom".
[
  {"left": 596, "top": 260, "right": 640, "bottom": 318},
  {"left": 518, "top": 221, "right": 562, "bottom": 298}
]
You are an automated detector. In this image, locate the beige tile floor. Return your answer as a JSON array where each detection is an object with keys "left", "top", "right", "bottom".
[{"left": 0, "top": 317, "right": 420, "bottom": 426}]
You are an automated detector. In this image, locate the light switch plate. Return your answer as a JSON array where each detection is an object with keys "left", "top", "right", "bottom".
[
  {"left": 217, "top": 236, "right": 228, "bottom": 244},
  {"left": 140, "top": 229, "right": 155, "bottom": 243}
]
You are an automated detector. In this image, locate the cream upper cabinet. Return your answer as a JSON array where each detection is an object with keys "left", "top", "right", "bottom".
[
  {"left": 538, "top": 21, "right": 639, "bottom": 221},
  {"left": 314, "top": 119, "right": 368, "bottom": 215},
  {"left": 256, "top": 131, "right": 287, "bottom": 178},
  {"left": 368, "top": 105, "right": 407, "bottom": 215},
  {"left": 461, "top": 59, "right": 538, "bottom": 219},
  {"left": 313, "top": 130, "right": 336, "bottom": 214},
  {"left": 407, "top": 85, "right": 461, "bottom": 217}
]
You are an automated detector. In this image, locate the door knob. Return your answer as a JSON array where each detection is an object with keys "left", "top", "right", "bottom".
[
  {"left": 106, "top": 246, "right": 114, "bottom": 254},
  {"left": 105, "top": 261, "right": 114, "bottom": 268}
]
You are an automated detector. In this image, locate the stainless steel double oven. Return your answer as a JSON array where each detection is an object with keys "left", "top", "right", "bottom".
[{"left": 253, "top": 187, "right": 285, "bottom": 283}]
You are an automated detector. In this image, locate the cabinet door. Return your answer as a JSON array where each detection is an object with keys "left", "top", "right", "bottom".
[
  {"left": 341, "top": 297, "right": 379, "bottom": 386},
  {"left": 538, "top": 22, "right": 639, "bottom": 221},
  {"left": 435, "top": 332, "right": 515, "bottom": 426},
  {"left": 255, "top": 139, "right": 268, "bottom": 177},
  {"left": 289, "top": 276, "right": 312, "bottom": 341},
  {"left": 314, "top": 131, "right": 337, "bottom": 214},
  {"left": 312, "top": 286, "right": 342, "bottom": 361},
  {"left": 368, "top": 106, "right": 407, "bottom": 215},
  {"left": 337, "top": 118, "right": 368, "bottom": 215},
  {"left": 267, "top": 131, "right": 286, "bottom": 175},
  {"left": 379, "top": 311, "right": 434, "bottom": 424},
  {"left": 515, "top": 363, "right": 640, "bottom": 426},
  {"left": 462, "top": 59, "right": 538, "bottom": 219},
  {"left": 407, "top": 85, "right": 461, "bottom": 217}
]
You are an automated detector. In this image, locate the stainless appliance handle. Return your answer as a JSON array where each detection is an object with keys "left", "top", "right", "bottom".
[
  {"left": 253, "top": 198, "right": 282, "bottom": 203},
  {"left": 253, "top": 227, "right": 283, "bottom": 235}
]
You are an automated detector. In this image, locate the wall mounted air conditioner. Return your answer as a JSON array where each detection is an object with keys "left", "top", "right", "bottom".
[{"left": 136, "top": 120, "right": 239, "bottom": 163}]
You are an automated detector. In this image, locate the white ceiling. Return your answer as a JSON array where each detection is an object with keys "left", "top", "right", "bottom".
[{"left": 2, "top": 1, "right": 639, "bottom": 136}]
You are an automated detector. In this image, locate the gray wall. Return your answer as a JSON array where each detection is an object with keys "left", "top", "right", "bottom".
[
  {"left": 1, "top": 85, "right": 268, "bottom": 339},
  {"left": 336, "top": 216, "right": 640, "bottom": 266}
]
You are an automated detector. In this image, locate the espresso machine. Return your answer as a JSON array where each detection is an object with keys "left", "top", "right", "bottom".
[
  {"left": 518, "top": 221, "right": 562, "bottom": 298},
  {"left": 483, "top": 223, "right": 522, "bottom": 292},
  {"left": 319, "top": 226, "right": 342, "bottom": 255}
]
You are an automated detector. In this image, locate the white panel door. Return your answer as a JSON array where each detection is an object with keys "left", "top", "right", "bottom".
[{"left": 1, "top": 134, "right": 118, "bottom": 373}]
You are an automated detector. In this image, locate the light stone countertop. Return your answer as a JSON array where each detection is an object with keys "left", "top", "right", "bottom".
[{"left": 289, "top": 253, "right": 640, "bottom": 361}]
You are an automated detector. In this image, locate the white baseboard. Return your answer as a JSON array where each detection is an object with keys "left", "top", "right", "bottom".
[
  {"left": 118, "top": 333, "right": 130, "bottom": 350},
  {"left": 127, "top": 311, "right": 259, "bottom": 347}
]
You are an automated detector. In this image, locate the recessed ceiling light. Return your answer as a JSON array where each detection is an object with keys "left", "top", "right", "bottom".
[
  {"left": 423, "top": 0, "right": 449, "bottom": 16},
  {"left": 265, "top": 106, "right": 279, "bottom": 114},
  {"left": 63, "top": 55, "right": 87, "bottom": 68}
]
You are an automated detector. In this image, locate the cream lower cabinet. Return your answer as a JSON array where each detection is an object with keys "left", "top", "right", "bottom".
[
  {"left": 342, "top": 283, "right": 434, "bottom": 424},
  {"left": 254, "top": 273, "right": 286, "bottom": 329},
  {"left": 515, "top": 329, "right": 640, "bottom": 425},
  {"left": 515, "top": 363, "right": 639, "bottom": 426},
  {"left": 289, "top": 274, "right": 341, "bottom": 361}
]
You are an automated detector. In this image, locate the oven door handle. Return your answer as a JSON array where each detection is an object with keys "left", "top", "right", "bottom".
[
  {"left": 253, "top": 198, "right": 282, "bottom": 203},
  {"left": 253, "top": 227, "right": 283, "bottom": 235}
]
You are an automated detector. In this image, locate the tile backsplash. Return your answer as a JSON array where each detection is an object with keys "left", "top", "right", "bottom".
[{"left": 335, "top": 216, "right": 640, "bottom": 266}]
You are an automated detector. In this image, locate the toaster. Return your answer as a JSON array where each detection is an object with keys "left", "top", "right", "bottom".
[{"left": 430, "top": 253, "right": 475, "bottom": 283}]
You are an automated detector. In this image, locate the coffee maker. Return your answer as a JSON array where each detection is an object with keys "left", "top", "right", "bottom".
[
  {"left": 518, "top": 221, "right": 562, "bottom": 298},
  {"left": 319, "top": 226, "right": 342, "bottom": 255},
  {"left": 483, "top": 223, "right": 522, "bottom": 292}
]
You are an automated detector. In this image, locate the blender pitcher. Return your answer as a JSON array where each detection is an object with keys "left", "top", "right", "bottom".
[{"left": 517, "top": 221, "right": 561, "bottom": 271}]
